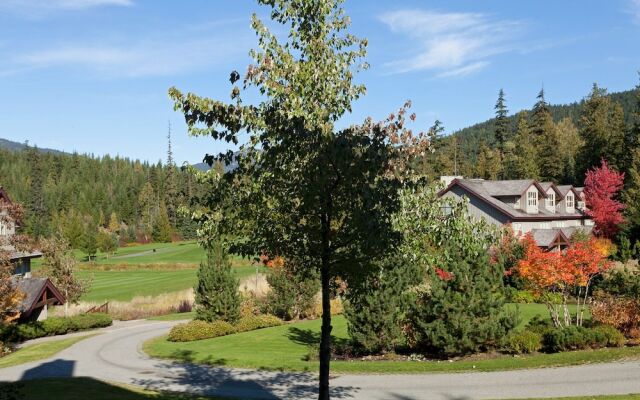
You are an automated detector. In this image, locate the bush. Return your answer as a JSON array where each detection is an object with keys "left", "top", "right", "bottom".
[
  {"left": 542, "top": 325, "right": 625, "bottom": 352},
  {"left": 235, "top": 315, "right": 283, "bottom": 333},
  {"left": 0, "top": 313, "right": 112, "bottom": 343},
  {"left": 264, "top": 263, "right": 318, "bottom": 321},
  {"left": 525, "top": 315, "right": 554, "bottom": 335},
  {"left": 505, "top": 331, "right": 542, "bottom": 354},
  {"left": 167, "top": 320, "right": 235, "bottom": 342},
  {"left": 510, "top": 290, "right": 536, "bottom": 304},
  {"left": 591, "top": 292, "right": 640, "bottom": 337},
  {"left": 591, "top": 325, "right": 625, "bottom": 347}
]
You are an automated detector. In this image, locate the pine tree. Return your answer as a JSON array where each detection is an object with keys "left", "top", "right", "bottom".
[
  {"left": 138, "top": 181, "right": 155, "bottom": 242},
  {"left": 165, "top": 122, "right": 178, "bottom": 226},
  {"left": 512, "top": 111, "right": 540, "bottom": 179},
  {"left": 623, "top": 79, "right": 640, "bottom": 243},
  {"left": 529, "top": 89, "right": 562, "bottom": 181},
  {"left": 555, "top": 118, "right": 583, "bottom": 184},
  {"left": 494, "top": 89, "right": 509, "bottom": 159},
  {"left": 345, "top": 256, "right": 420, "bottom": 354},
  {"left": 578, "top": 83, "right": 627, "bottom": 175},
  {"left": 152, "top": 202, "right": 172, "bottom": 243},
  {"left": 26, "top": 145, "right": 48, "bottom": 238},
  {"left": 194, "top": 241, "right": 241, "bottom": 323}
]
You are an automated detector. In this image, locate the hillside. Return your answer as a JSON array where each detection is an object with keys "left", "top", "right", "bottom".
[
  {"left": 0, "top": 138, "right": 64, "bottom": 154},
  {"left": 451, "top": 88, "right": 636, "bottom": 151}
]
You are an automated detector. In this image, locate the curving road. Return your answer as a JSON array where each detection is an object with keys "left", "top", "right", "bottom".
[{"left": 2, "top": 320, "right": 640, "bottom": 399}]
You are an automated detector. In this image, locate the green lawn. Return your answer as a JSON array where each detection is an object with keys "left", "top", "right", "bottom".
[
  {"left": 32, "top": 241, "right": 264, "bottom": 302},
  {"left": 148, "top": 312, "right": 196, "bottom": 321},
  {"left": 0, "top": 378, "right": 223, "bottom": 400},
  {"left": 0, "top": 335, "right": 96, "bottom": 369},
  {"left": 144, "top": 309, "right": 638, "bottom": 374}
]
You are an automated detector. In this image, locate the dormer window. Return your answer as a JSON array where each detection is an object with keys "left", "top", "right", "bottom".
[
  {"left": 526, "top": 189, "right": 538, "bottom": 213},
  {"left": 546, "top": 192, "right": 556, "bottom": 213},
  {"left": 566, "top": 193, "right": 574, "bottom": 210}
]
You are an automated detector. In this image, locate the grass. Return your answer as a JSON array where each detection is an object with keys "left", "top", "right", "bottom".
[
  {"left": 32, "top": 241, "right": 265, "bottom": 302},
  {"left": 0, "top": 335, "right": 96, "bottom": 369},
  {"left": 148, "top": 312, "right": 196, "bottom": 321},
  {"left": 0, "top": 378, "right": 224, "bottom": 400},
  {"left": 144, "top": 306, "right": 635, "bottom": 374}
]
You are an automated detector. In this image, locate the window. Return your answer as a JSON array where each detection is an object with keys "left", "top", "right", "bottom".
[
  {"left": 555, "top": 221, "right": 565, "bottom": 228},
  {"left": 566, "top": 194, "right": 574, "bottom": 210},
  {"left": 577, "top": 201, "right": 585, "bottom": 210},
  {"left": 540, "top": 222, "right": 550, "bottom": 229},
  {"left": 440, "top": 205, "right": 452, "bottom": 216},
  {"left": 514, "top": 197, "right": 521, "bottom": 209},
  {"left": 512, "top": 223, "right": 522, "bottom": 235},
  {"left": 546, "top": 192, "right": 556, "bottom": 212},
  {"left": 527, "top": 190, "right": 538, "bottom": 207}
]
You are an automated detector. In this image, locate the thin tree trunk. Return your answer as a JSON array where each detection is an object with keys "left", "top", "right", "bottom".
[{"left": 318, "top": 212, "right": 332, "bottom": 400}]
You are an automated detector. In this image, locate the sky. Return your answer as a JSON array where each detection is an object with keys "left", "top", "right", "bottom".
[{"left": 1, "top": 0, "right": 639, "bottom": 165}]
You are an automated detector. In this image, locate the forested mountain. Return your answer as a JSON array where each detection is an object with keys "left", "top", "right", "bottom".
[
  {"left": 0, "top": 140, "right": 203, "bottom": 250},
  {"left": 422, "top": 84, "right": 639, "bottom": 185},
  {"left": 0, "top": 138, "right": 63, "bottom": 154}
]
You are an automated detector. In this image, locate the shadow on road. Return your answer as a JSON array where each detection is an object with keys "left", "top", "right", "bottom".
[
  {"left": 134, "top": 359, "right": 359, "bottom": 399},
  {"left": 20, "top": 359, "right": 75, "bottom": 380}
]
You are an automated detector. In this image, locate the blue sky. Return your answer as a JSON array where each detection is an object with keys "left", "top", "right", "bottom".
[{"left": 1, "top": 0, "right": 639, "bottom": 165}]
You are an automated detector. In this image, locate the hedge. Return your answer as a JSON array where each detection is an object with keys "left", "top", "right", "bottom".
[
  {"left": 543, "top": 325, "right": 625, "bottom": 352},
  {"left": 0, "top": 313, "right": 112, "bottom": 343},
  {"left": 167, "top": 315, "right": 284, "bottom": 342},
  {"left": 505, "top": 331, "right": 543, "bottom": 354}
]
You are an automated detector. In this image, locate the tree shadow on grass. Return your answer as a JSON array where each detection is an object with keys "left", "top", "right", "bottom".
[
  {"left": 167, "top": 350, "right": 228, "bottom": 367},
  {"left": 286, "top": 327, "right": 350, "bottom": 348}
]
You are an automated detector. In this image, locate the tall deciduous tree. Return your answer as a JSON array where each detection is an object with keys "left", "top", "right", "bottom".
[
  {"left": 0, "top": 202, "right": 31, "bottom": 323},
  {"left": 511, "top": 111, "right": 540, "bottom": 179},
  {"left": 584, "top": 159, "right": 625, "bottom": 239},
  {"left": 169, "top": 1, "right": 428, "bottom": 397},
  {"left": 39, "top": 237, "right": 91, "bottom": 316}
]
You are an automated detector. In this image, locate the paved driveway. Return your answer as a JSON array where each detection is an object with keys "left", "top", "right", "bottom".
[{"left": 1, "top": 319, "right": 640, "bottom": 399}]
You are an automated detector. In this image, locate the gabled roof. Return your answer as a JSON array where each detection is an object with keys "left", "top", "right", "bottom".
[
  {"left": 0, "top": 187, "right": 12, "bottom": 204},
  {"left": 13, "top": 277, "right": 65, "bottom": 313},
  {"left": 556, "top": 185, "right": 582, "bottom": 198},
  {"left": 539, "top": 182, "right": 564, "bottom": 198},
  {"left": 438, "top": 178, "right": 590, "bottom": 221},
  {"left": 531, "top": 229, "right": 570, "bottom": 248}
]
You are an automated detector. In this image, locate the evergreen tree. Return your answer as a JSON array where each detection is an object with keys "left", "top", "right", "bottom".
[
  {"left": 475, "top": 141, "right": 500, "bottom": 179},
  {"left": 494, "top": 89, "right": 509, "bottom": 160},
  {"left": 80, "top": 224, "right": 98, "bottom": 260},
  {"left": 529, "top": 89, "right": 562, "bottom": 181},
  {"left": 108, "top": 211, "right": 120, "bottom": 233},
  {"left": 194, "top": 241, "right": 241, "bottom": 323},
  {"left": 138, "top": 181, "right": 155, "bottom": 242},
  {"left": 165, "top": 122, "right": 178, "bottom": 226},
  {"left": 152, "top": 202, "right": 172, "bottom": 243},
  {"left": 623, "top": 79, "right": 640, "bottom": 244},
  {"left": 345, "top": 256, "right": 419, "bottom": 354},
  {"left": 26, "top": 146, "right": 48, "bottom": 237},
  {"left": 512, "top": 111, "right": 540, "bottom": 179},
  {"left": 555, "top": 117, "right": 583, "bottom": 184},
  {"left": 578, "top": 83, "right": 627, "bottom": 175}
]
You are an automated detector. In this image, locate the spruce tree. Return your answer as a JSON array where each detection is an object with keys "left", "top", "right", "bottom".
[
  {"left": 152, "top": 202, "right": 172, "bottom": 243},
  {"left": 530, "top": 89, "right": 562, "bottom": 181},
  {"left": 623, "top": 80, "right": 640, "bottom": 243},
  {"left": 26, "top": 145, "right": 48, "bottom": 238},
  {"left": 494, "top": 89, "right": 509, "bottom": 160},
  {"left": 345, "top": 256, "right": 420, "bottom": 354},
  {"left": 578, "top": 83, "right": 627, "bottom": 175},
  {"left": 194, "top": 241, "right": 241, "bottom": 323},
  {"left": 512, "top": 111, "right": 540, "bottom": 179},
  {"left": 165, "top": 122, "right": 178, "bottom": 226}
]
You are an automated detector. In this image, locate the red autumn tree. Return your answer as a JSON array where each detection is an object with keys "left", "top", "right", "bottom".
[
  {"left": 513, "top": 233, "right": 612, "bottom": 327},
  {"left": 584, "top": 159, "right": 625, "bottom": 239}
]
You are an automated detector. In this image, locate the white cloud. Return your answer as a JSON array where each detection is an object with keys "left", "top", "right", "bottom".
[
  {"left": 7, "top": 36, "right": 246, "bottom": 78},
  {"left": 630, "top": 0, "right": 640, "bottom": 24},
  {"left": 0, "top": 0, "right": 132, "bottom": 18},
  {"left": 379, "top": 9, "right": 522, "bottom": 77}
]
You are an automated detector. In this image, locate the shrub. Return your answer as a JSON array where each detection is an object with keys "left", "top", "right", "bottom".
[
  {"left": 526, "top": 315, "right": 554, "bottom": 335},
  {"left": 264, "top": 263, "right": 318, "bottom": 320},
  {"left": 542, "top": 325, "right": 625, "bottom": 352},
  {"left": 505, "top": 331, "right": 542, "bottom": 354},
  {"left": 543, "top": 326, "right": 592, "bottom": 352},
  {"left": 167, "top": 320, "right": 235, "bottom": 342},
  {"left": 510, "top": 290, "right": 536, "bottom": 304},
  {"left": 591, "top": 292, "right": 640, "bottom": 337},
  {"left": 176, "top": 300, "right": 192, "bottom": 314},
  {"left": 591, "top": 325, "right": 625, "bottom": 347},
  {"left": 235, "top": 315, "right": 283, "bottom": 333},
  {"left": 0, "top": 313, "right": 112, "bottom": 343}
]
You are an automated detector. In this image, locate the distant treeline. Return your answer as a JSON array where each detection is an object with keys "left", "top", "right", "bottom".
[{"left": 0, "top": 143, "right": 204, "bottom": 249}]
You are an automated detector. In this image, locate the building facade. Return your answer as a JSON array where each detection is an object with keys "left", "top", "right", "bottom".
[{"left": 437, "top": 178, "right": 594, "bottom": 249}]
